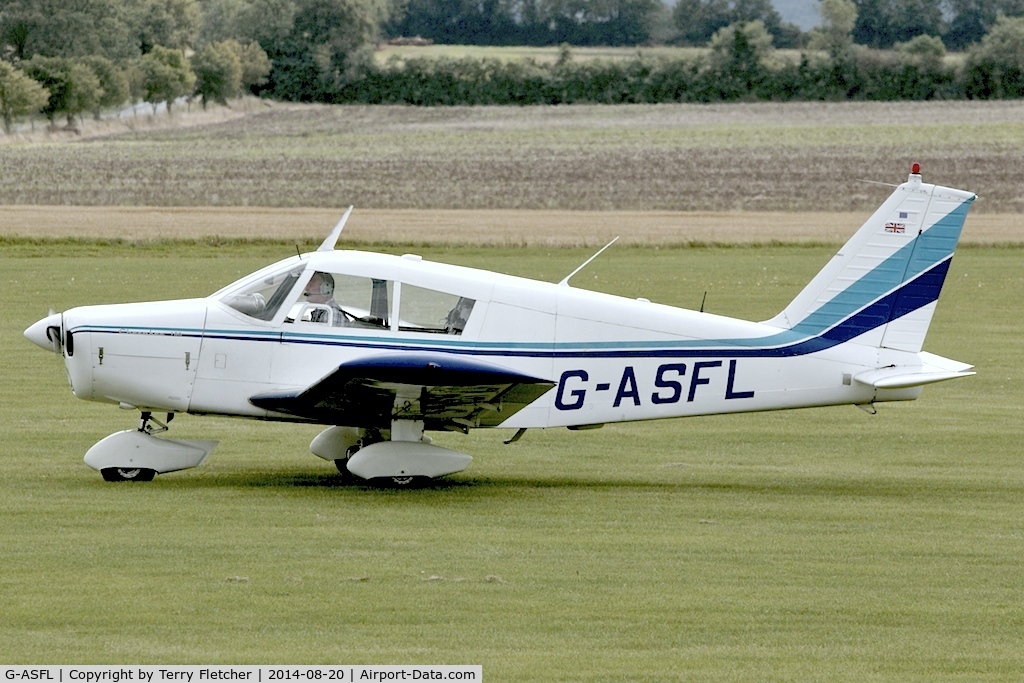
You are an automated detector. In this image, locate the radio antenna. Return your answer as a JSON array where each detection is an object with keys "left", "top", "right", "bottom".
[
  {"left": 558, "top": 237, "right": 619, "bottom": 287},
  {"left": 317, "top": 205, "right": 354, "bottom": 252}
]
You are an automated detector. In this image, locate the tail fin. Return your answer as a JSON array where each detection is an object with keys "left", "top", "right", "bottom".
[{"left": 764, "top": 166, "right": 975, "bottom": 353}]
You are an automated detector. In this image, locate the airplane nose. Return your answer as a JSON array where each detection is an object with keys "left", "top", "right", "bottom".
[{"left": 25, "top": 312, "right": 63, "bottom": 353}]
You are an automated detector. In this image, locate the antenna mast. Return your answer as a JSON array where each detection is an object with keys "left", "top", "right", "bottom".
[{"left": 558, "top": 237, "right": 620, "bottom": 287}]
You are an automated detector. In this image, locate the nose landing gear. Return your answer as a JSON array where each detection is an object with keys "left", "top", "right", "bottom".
[
  {"left": 84, "top": 411, "right": 219, "bottom": 482},
  {"left": 139, "top": 411, "right": 172, "bottom": 435}
]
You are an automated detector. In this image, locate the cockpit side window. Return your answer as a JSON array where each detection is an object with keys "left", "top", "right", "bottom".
[
  {"left": 335, "top": 274, "right": 392, "bottom": 327},
  {"left": 399, "top": 284, "right": 475, "bottom": 335},
  {"left": 220, "top": 264, "right": 304, "bottom": 321},
  {"left": 287, "top": 271, "right": 393, "bottom": 329}
]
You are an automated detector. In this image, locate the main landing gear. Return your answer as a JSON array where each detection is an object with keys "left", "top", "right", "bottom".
[
  {"left": 84, "top": 411, "right": 219, "bottom": 482},
  {"left": 309, "top": 422, "right": 472, "bottom": 487},
  {"left": 101, "top": 466, "right": 156, "bottom": 482}
]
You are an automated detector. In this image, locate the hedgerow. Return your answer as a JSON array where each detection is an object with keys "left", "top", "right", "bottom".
[{"left": 327, "top": 50, "right": 969, "bottom": 105}]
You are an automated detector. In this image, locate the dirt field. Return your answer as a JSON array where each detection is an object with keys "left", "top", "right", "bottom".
[
  {"left": 1, "top": 205, "right": 1018, "bottom": 245},
  {"left": 2, "top": 100, "right": 1021, "bottom": 243},
  {"left": 4, "top": 101, "right": 1024, "bottom": 214}
]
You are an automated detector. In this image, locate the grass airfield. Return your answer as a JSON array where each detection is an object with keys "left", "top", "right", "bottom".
[
  {"left": 3, "top": 97, "right": 1024, "bottom": 678},
  {"left": 4, "top": 240, "right": 1023, "bottom": 679}
]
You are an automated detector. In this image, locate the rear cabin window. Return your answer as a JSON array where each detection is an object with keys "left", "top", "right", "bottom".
[{"left": 399, "top": 285, "right": 474, "bottom": 335}]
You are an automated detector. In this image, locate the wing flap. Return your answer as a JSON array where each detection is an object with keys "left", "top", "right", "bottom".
[{"left": 249, "top": 353, "right": 554, "bottom": 429}]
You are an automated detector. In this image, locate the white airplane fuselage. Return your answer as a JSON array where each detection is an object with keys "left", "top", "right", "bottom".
[
  {"left": 25, "top": 171, "right": 976, "bottom": 482},
  {"left": 54, "top": 251, "right": 912, "bottom": 428}
]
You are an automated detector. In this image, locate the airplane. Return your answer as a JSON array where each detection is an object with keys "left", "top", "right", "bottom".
[{"left": 25, "top": 164, "right": 976, "bottom": 485}]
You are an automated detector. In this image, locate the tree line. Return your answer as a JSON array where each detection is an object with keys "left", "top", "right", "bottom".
[
  {"left": 391, "top": 0, "right": 1024, "bottom": 50},
  {"left": 387, "top": 0, "right": 667, "bottom": 47},
  {"left": 5, "top": 0, "right": 1024, "bottom": 131},
  {"left": 0, "top": 0, "right": 277, "bottom": 132},
  {"left": 337, "top": 14, "right": 1024, "bottom": 104},
  {"left": 0, "top": 0, "right": 388, "bottom": 131}
]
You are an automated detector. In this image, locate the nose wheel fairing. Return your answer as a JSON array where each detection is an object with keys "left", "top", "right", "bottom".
[{"left": 84, "top": 429, "right": 218, "bottom": 479}]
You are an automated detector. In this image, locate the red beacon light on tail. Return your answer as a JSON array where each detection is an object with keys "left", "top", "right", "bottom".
[{"left": 908, "top": 162, "right": 923, "bottom": 186}]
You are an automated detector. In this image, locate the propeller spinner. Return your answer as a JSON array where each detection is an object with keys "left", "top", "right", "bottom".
[{"left": 25, "top": 312, "right": 63, "bottom": 353}]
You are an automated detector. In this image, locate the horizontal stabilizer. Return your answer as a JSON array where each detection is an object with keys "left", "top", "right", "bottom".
[{"left": 854, "top": 352, "right": 974, "bottom": 389}]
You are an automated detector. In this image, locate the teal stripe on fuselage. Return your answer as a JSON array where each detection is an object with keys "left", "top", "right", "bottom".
[
  {"left": 77, "top": 200, "right": 969, "bottom": 357},
  {"left": 231, "top": 201, "right": 967, "bottom": 356},
  {"left": 788, "top": 200, "right": 970, "bottom": 338}
]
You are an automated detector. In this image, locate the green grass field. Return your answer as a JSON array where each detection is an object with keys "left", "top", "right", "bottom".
[{"left": 4, "top": 240, "right": 1022, "bottom": 679}]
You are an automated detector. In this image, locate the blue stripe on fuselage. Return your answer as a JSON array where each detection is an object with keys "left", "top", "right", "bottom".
[
  {"left": 69, "top": 257, "right": 954, "bottom": 362},
  {"left": 788, "top": 201, "right": 969, "bottom": 338},
  {"left": 70, "top": 202, "right": 966, "bottom": 364}
]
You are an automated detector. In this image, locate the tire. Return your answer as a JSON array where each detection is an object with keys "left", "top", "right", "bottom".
[
  {"left": 368, "top": 475, "right": 427, "bottom": 488},
  {"left": 333, "top": 458, "right": 358, "bottom": 483},
  {"left": 101, "top": 467, "right": 156, "bottom": 482}
]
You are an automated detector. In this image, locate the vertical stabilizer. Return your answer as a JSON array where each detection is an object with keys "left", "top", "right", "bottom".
[{"left": 763, "top": 166, "right": 975, "bottom": 352}]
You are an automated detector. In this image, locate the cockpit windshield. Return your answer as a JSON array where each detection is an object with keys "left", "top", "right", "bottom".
[{"left": 218, "top": 263, "right": 305, "bottom": 321}]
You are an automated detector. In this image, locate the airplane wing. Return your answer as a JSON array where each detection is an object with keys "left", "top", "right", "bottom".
[{"left": 248, "top": 353, "right": 555, "bottom": 431}]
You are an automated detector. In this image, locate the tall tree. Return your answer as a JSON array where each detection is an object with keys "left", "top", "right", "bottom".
[
  {"left": 851, "top": 0, "right": 943, "bottom": 48},
  {"left": 81, "top": 55, "right": 129, "bottom": 118},
  {"left": 234, "top": 40, "right": 272, "bottom": 92},
  {"left": 132, "top": 0, "right": 201, "bottom": 53},
  {"left": 258, "top": 0, "right": 399, "bottom": 99},
  {"left": 963, "top": 15, "right": 1024, "bottom": 97},
  {"left": 137, "top": 44, "right": 195, "bottom": 112},
  {"left": 808, "top": 0, "right": 857, "bottom": 57},
  {"left": 0, "top": 60, "right": 49, "bottom": 132},
  {"left": 192, "top": 39, "right": 242, "bottom": 106},
  {"left": 197, "top": 0, "right": 251, "bottom": 45},
  {"left": 27, "top": 57, "right": 103, "bottom": 126},
  {"left": 673, "top": 0, "right": 732, "bottom": 45},
  {"left": 673, "top": 0, "right": 794, "bottom": 46},
  {"left": 64, "top": 62, "right": 102, "bottom": 124},
  {"left": 234, "top": 0, "right": 298, "bottom": 49},
  {"left": 0, "top": 0, "right": 139, "bottom": 60},
  {"left": 708, "top": 20, "right": 774, "bottom": 98},
  {"left": 944, "top": 0, "right": 999, "bottom": 49}
]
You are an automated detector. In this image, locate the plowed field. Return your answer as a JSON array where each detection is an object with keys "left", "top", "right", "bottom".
[{"left": 2, "top": 100, "right": 1024, "bottom": 220}]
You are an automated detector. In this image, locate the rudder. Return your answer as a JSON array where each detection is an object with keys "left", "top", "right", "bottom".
[{"left": 764, "top": 166, "right": 976, "bottom": 352}]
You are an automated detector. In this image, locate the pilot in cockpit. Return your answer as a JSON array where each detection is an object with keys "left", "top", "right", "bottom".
[{"left": 303, "top": 272, "right": 346, "bottom": 325}]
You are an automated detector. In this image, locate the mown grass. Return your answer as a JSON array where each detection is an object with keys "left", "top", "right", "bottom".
[
  {"left": 3, "top": 242, "right": 1022, "bottom": 679},
  {"left": 3, "top": 101, "right": 1024, "bottom": 211}
]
